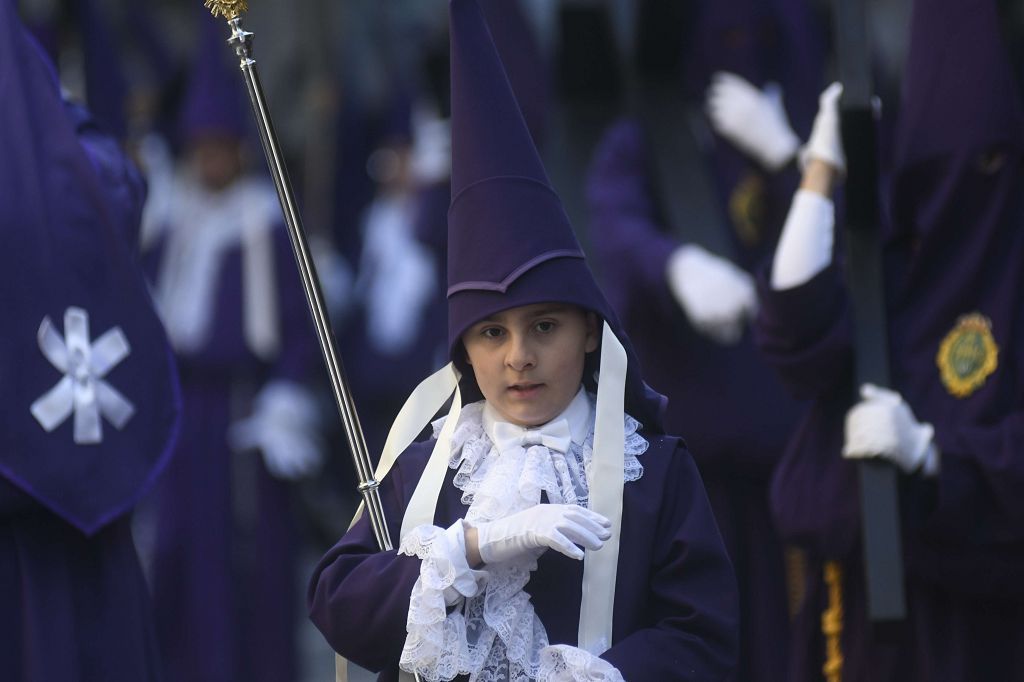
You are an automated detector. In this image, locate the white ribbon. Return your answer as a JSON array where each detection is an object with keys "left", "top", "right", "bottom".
[
  {"left": 491, "top": 419, "right": 573, "bottom": 457},
  {"left": 578, "top": 322, "right": 627, "bottom": 655},
  {"left": 30, "top": 307, "right": 135, "bottom": 444},
  {"left": 339, "top": 362, "right": 461, "bottom": 682}
]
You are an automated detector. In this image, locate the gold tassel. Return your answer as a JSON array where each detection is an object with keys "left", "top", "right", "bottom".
[{"left": 821, "top": 560, "right": 844, "bottom": 682}]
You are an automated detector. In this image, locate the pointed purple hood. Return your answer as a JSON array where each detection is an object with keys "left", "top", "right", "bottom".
[
  {"left": 446, "top": 0, "right": 665, "bottom": 431},
  {"left": 179, "top": 10, "right": 250, "bottom": 143}
]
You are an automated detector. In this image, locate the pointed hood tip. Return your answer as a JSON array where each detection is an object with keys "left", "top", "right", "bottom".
[
  {"left": 177, "top": 11, "right": 249, "bottom": 144},
  {"left": 445, "top": 0, "right": 666, "bottom": 431},
  {"left": 895, "top": 0, "right": 1024, "bottom": 168}
]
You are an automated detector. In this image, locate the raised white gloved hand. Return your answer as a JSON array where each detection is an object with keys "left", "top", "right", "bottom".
[
  {"left": 228, "top": 381, "right": 325, "bottom": 480},
  {"left": 474, "top": 504, "right": 612, "bottom": 564},
  {"left": 843, "top": 383, "right": 940, "bottom": 476},
  {"left": 667, "top": 244, "right": 757, "bottom": 345},
  {"left": 799, "top": 82, "right": 846, "bottom": 174},
  {"left": 705, "top": 72, "right": 801, "bottom": 171}
]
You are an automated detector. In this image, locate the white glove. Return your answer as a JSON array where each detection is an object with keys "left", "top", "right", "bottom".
[
  {"left": 705, "top": 72, "right": 801, "bottom": 171},
  {"left": 474, "top": 504, "right": 612, "bottom": 564},
  {"left": 799, "top": 82, "right": 846, "bottom": 174},
  {"left": 843, "top": 383, "right": 940, "bottom": 476},
  {"left": 770, "top": 189, "right": 835, "bottom": 290},
  {"left": 228, "top": 381, "right": 325, "bottom": 480},
  {"left": 667, "top": 244, "right": 757, "bottom": 345}
]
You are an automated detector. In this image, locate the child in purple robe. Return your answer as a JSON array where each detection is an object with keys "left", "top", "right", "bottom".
[
  {"left": 307, "top": 1, "right": 739, "bottom": 680},
  {"left": 1, "top": 3, "right": 179, "bottom": 679},
  {"left": 753, "top": 0, "right": 1024, "bottom": 678}
]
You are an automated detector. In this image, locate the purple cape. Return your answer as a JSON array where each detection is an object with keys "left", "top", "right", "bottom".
[{"left": 0, "top": 0, "right": 179, "bottom": 536}]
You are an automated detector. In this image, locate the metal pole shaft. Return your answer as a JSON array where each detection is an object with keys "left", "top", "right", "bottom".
[{"left": 224, "top": 17, "right": 393, "bottom": 553}]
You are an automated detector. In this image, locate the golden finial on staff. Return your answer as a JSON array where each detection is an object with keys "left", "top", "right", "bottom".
[{"left": 204, "top": 0, "right": 247, "bottom": 20}]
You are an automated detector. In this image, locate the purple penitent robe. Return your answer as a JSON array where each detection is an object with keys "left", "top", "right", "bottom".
[
  {"left": 753, "top": 1, "right": 1024, "bottom": 677},
  {"left": 141, "top": 173, "right": 318, "bottom": 682},
  {"left": 308, "top": 426, "right": 738, "bottom": 681},
  {"left": 587, "top": 118, "right": 804, "bottom": 682},
  {"left": 1, "top": 4, "right": 180, "bottom": 679}
]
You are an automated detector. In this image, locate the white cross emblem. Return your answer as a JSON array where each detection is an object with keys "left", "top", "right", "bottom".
[{"left": 30, "top": 307, "right": 136, "bottom": 444}]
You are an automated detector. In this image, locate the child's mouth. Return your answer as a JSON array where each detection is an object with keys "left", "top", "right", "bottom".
[{"left": 508, "top": 383, "right": 543, "bottom": 397}]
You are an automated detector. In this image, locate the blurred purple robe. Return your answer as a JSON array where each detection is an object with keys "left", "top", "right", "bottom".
[
  {"left": 141, "top": 178, "right": 318, "bottom": 682},
  {"left": 1, "top": 3, "right": 180, "bottom": 679},
  {"left": 753, "top": 0, "right": 1024, "bottom": 678}
]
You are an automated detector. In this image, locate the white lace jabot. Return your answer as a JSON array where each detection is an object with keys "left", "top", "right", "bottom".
[{"left": 397, "top": 389, "right": 646, "bottom": 682}]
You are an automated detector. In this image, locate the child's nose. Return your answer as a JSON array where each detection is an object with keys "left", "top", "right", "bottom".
[{"left": 505, "top": 334, "right": 536, "bottom": 371}]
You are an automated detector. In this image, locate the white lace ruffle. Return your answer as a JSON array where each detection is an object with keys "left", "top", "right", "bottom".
[
  {"left": 399, "top": 398, "right": 643, "bottom": 682},
  {"left": 433, "top": 397, "right": 648, "bottom": 515},
  {"left": 399, "top": 524, "right": 547, "bottom": 682}
]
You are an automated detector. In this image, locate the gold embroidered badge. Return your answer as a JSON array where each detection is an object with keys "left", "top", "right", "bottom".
[{"left": 936, "top": 313, "right": 998, "bottom": 398}]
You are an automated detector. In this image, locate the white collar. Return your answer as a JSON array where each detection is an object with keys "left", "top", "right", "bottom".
[{"left": 481, "top": 386, "right": 592, "bottom": 447}]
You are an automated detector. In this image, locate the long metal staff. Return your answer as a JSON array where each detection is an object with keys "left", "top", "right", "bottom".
[{"left": 201, "top": 0, "right": 392, "bottom": 554}]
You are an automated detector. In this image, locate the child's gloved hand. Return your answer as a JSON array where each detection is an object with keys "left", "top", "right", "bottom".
[
  {"left": 474, "top": 504, "right": 612, "bottom": 564},
  {"left": 799, "top": 82, "right": 846, "bottom": 174},
  {"left": 843, "top": 383, "right": 940, "bottom": 476},
  {"left": 667, "top": 244, "right": 757, "bottom": 345},
  {"left": 705, "top": 72, "right": 800, "bottom": 171}
]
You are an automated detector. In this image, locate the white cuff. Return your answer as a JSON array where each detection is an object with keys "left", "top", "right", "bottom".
[
  {"left": 399, "top": 522, "right": 486, "bottom": 608},
  {"left": 771, "top": 190, "right": 835, "bottom": 290},
  {"left": 441, "top": 520, "right": 485, "bottom": 605}
]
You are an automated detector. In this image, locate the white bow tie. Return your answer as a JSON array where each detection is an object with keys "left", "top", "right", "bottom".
[{"left": 492, "top": 419, "right": 573, "bottom": 456}]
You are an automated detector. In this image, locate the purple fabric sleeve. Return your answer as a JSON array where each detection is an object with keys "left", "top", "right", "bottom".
[
  {"left": 754, "top": 262, "right": 854, "bottom": 400},
  {"left": 306, "top": 443, "right": 427, "bottom": 672},
  {"left": 586, "top": 119, "right": 681, "bottom": 312},
  {"left": 931, "top": 412, "right": 1024, "bottom": 535},
  {"left": 900, "top": 411, "right": 1024, "bottom": 598}
]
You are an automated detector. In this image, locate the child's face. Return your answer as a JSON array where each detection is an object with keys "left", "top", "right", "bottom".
[{"left": 462, "top": 303, "right": 599, "bottom": 427}]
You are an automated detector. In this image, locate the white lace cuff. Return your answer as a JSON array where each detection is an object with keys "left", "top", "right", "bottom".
[
  {"left": 398, "top": 524, "right": 486, "bottom": 680},
  {"left": 538, "top": 644, "right": 625, "bottom": 682},
  {"left": 442, "top": 520, "right": 484, "bottom": 604},
  {"left": 399, "top": 522, "right": 486, "bottom": 606}
]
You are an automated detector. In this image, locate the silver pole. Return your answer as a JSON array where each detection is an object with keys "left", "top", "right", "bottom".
[
  {"left": 204, "top": 6, "right": 427, "bottom": 676},
  {"left": 205, "top": 2, "right": 393, "bottom": 554}
]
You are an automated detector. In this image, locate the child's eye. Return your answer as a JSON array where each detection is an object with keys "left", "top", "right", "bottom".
[
  {"left": 535, "top": 320, "right": 556, "bottom": 333},
  {"left": 481, "top": 327, "right": 504, "bottom": 339}
]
